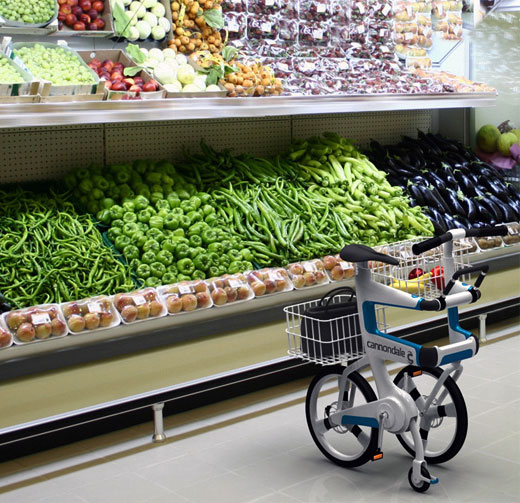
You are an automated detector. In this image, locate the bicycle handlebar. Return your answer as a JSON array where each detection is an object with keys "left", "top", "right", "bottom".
[{"left": 412, "top": 226, "right": 508, "bottom": 255}]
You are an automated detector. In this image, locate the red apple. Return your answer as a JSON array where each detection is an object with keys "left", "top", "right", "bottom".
[
  {"left": 113, "top": 62, "right": 124, "bottom": 72},
  {"left": 88, "top": 22, "right": 98, "bottom": 30},
  {"left": 292, "top": 274, "right": 305, "bottom": 289},
  {"left": 315, "top": 270, "right": 327, "bottom": 283},
  {"left": 99, "top": 312, "right": 114, "bottom": 327},
  {"left": 73, "top": 21, "right": 85, "bottom": 30},
  {"left": 224, "top": 286, "right": 238, "bottom": 303},
  {"left": 93, "top": 17, "right": 105, "bottom": 29},
  {"left": 87, "top": 8, "right": 98, "bottom": 19},
  {"left": 110, "top": 71, "right": 123, "bottom": 81},
  {"left": 35, "top": 323, "right": 52, "bottom": 340},
  {"left": 60, "top": 4, "right": 72, "bottom": 13},
  {"left": 122, "top": 77, "right": 134, "bottom": 86},
  {"left": 0, "top": 328, "right": 11, "bottom": 347},
  {"left": 129, "top": 84, "right": 141, "bottom": 93},
  {"left": 288, "top": 263, "right": 304, "bottom": 275},
  {"left": 67, "top": 0, "right": 79, "bottom": 4},
  {"left": 79, "top": 0, "right": 91, "bottom": 10},
  {"left": 58, "top": 0, "right": 68, "bottom": 5},
  {"left": 17, "top": 323, "right": 35, "bottom": 342},
  {"left": 90, "top": 58, "right": 101, "bottom": 67},
  {"left": 149, "top": 300, "right": 163, "bottom": 317},
  {"left": 250, "top": 280, "right": 266, "bottom": 296},
  {"left": 51, "top": 318, "right": 67, "bottom": 336},
  {"left": 68, "top": 314, "right": 85, "bottom": 332},
  {"left": 102, "top": 59, "right": 114, "bottom": 71},
  {"left": 121, "top": 305, "right": 138, "bottom": 323},
  {"left": 211, "top": 287, "right": 228, "bottom": 305},
  {"left": 111, "top": 82, "right": 126, "bottom": 91},
  {"left": 196, "top": 291, "right": 211, "bottom": 308},
  {"left": 6, "top": 312, "right": 26, "bottom": 330},
  {"left": 92, "top": 0, "right": 104, "bottom": 11},
  {"left": 330, "top": 265, "right": 344, "bottom": 281},
  {"left": 142, "top": 81, "right": 157, "bottom": 92},
  {"left": 136, "top": 303, "right": 150, "bottom": 319},
  {"left": 166, "top": 295, "right": 182, "bottom": 314},
  {"left": 65, "top": 13, "right": 77, "bottom": 25},
  {"left": 181, "top": 294, "right": 198, "bottom": 312},
  {"left": 71, "top": 5, "right": 82, "bottom": 16},
  {"left": 58, "top": 11, "right": 67, "bottom": 21},
  {"left": 79, "top": 13, "right": 90, "bottom": 23},
  {"left": 133, "top": 76, "right": 144, "bottom": 85},
  {"left": 104, "top": 80, "right": 112, "bottom": 90}
]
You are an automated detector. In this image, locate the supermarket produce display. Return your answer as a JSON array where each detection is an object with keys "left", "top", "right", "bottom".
[{"left": 0, "top": 129, "right": 518, "bottom": 350}]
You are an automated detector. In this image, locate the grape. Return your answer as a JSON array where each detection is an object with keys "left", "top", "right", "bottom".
[
  {"left": 14, "top": 45, "right": 96, "bottom": 85},
  {"left": 0, "top": 0, "right": 55, "bottom": 24},
  {"left": 0, "top": 55, "right": 24, "bottom": 84}
]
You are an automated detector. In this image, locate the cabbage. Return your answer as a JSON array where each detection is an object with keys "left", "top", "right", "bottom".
[
  {"left": 148, "top": 48, "right": 164, "bottom": 62},
  {"left": 143, "top": 12, "right": 157, "bottom": 26},
  {"left": 151, "top": 25, "right": 166, "bottom": 40},
  {"left": 143, "top": 0, "right": 157, "bottom": 7},
  {"left": 127, "top": 26, "right": 140, "bottom": 41},
  {"left": 151, "top": 3, "right": 165, "bottom": 17},
  {"left": 136, "top": 20, "right": 152, "bottom": 39},
  {"left": 176, "top": 54, "right": 188, "bottom": 66},
  {"left": 128, "top": 15, "right": 137, "bottom": 25},
  {"left": 163, "top": 48, "right": 176, "bottom": 60},
  {"left": 164, "top": 56, "right": 179, "bottom": 70},
  {"left": 129, "top": 1, "right": 146, "bottom": 17},
  {"left": 177, "top": 64, "right": 195, "bottom": 85},
  {"left": 194, "top": 74, "right": 207, "bottom": 90},
  {"left": 144, "top": 58, "right": 157, "bottom": 69},
  {"left": 206, "top": 84, "right": 222, "bottom": 92},
  {"left": 139, "top": 47, "right": 149, "bottom": 58},
  {"left": 154, "top": 62, "right": 177, "bottom": 84},
  {"left": 164, "top": 82, "right": 182, "bottom": 93},
  {"left": 158, "top": 16, "right": 170, "bottom": 32},
  {"left": 183, "top": 83, "right": 202, "bottom": 93},
  {"left": 122, "top": 0, "right": 132, "bottom": 5}
]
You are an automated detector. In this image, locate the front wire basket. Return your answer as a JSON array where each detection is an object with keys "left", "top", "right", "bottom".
[
  {"left": 369, "top": 238, "right": 472, "bottom": 300},
  {"left": 284, "top": 295, "right": 388, "bottom": 365}
]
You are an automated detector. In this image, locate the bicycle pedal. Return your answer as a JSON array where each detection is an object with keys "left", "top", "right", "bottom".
[
  {"left": 430, "top": 477, "right": 439, "bottom": 485},
  {"left": 372, "top": 449, "right": 383, "bottom": 461}
]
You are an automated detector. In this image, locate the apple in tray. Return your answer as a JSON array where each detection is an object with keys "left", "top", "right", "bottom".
[
  {"left": 59, "top": 0, "right": 105, "bottom": 30},
  {"left": 209, "top": 274, "right": 254, "bottom": 306},
  {"left": 162, "top": 280, "right": 213, "bottom": 314}
]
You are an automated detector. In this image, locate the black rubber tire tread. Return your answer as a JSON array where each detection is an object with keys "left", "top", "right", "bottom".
[
  {"left": 408, "top": 466, "right": 430, "bottom": 493},
  {"left": 305, "top": 365, "right": 378, "bottom": 468},
  {"left": 394, "top": 365, "right": 468, "bottom": 464}
]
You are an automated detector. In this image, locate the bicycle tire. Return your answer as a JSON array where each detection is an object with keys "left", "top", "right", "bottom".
[
  {"left": 394, "top": 365, "right": 468, "bottom": 464},
  {"left": 306, "top": 365, "right": 378, "bottom": 468}
]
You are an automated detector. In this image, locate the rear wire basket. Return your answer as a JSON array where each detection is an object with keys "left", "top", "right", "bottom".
[
  {"left": 369, "top": 238, "right": 472, "bottom": 299},
  {"left": 284, "top": 295, "right": 388, "bottom": 365}
]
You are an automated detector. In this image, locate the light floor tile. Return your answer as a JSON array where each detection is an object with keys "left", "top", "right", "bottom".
[
  {"left": 0, "top": 477, "right": 62, "bottom": 503},
  {"left": 477, "top": 433, "right": 520, "bottom": 465},
  {"left": 248, "top": 491, "right": 302, "bottom": 503}
]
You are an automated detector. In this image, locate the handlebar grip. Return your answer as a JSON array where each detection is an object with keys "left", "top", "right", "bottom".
[
  {"left": 419, "top": 298, "right": 443, "bottom": 311},
  {"left": 465, "top": 225, "right": 508, "bottom": 238},
  {"left": 412, "top": 233, "right": 452, "bottom": 256}
]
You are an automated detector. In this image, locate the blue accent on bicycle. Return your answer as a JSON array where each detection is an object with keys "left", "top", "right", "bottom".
[
  {"left": 440, "top": 349, "right": 473, "bottom": 365},
  {"left": 447, "top": 307, "right": 473, "bottom": 338},
  {"left": 341, "top": 415, "right": 380, "bottom": 428}
]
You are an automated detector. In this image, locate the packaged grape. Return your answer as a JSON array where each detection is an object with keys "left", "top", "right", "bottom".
[
  {"left": 322, "top": 255, "right": 356, "bottom": 282},
  {"left": 222, "top": 0, "right": 247, "bottom": 13},
  {"left": 348, "top": 22, "right": 369, "bottom": 45},
  {"left": 286, "top": 260, "right": 329, "bottom": 289},
  {"left": 61, "top": 296, "right": 121, "bottom": 334},
  {"left": 331, "top": 25, "right": 350, "bottom": 50},
  {"left": 350, "top": 1, "right": 370, "bottom": 23},
  {"left": 5, "top": 304, "right": 68, "bottom": 345},
  {"left": 370, "top": 25, "right": 394, "bottom": 45},
  {"left": 158, "top": 281, "right": 213, "bottom": 315},
  {"left": 299, "top": 21, "right": 332, "bottom": 46},
  {"left": 247, "top": 16, "right": 280, "bottom": 41},
  {"left": 248, "top": 0, "right": 283, "bottom": 16},
  {"left": 113, "top": 288, "right": 167, "bottom": 324},
  {"left": 293, "top": 58, "right": 320, "bottom": 77},
  {"left": 262, "top": 58, "right": 293, "bottom": 79},
  {"left": 224, "top": 13, "right": 247, "bottom": 41},
  {"left": 0, "top": 316, "right": 13, "bottom": 350},
  {"left": 208, "top": 274, "right": 254, "bottom": 306},
  {"left": 372, "top": 1, "right": 394, "bottom": 20},
  {"left": 279, "top": 18, "right": 299, "bottom": 44},
  {"left": 299, "top": 0, "right": 331, "bottom": 23},
  {"left": 246, "top": 268, "right": 294, "bottom": 297}
]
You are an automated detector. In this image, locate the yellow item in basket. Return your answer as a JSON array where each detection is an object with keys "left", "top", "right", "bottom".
[{"left": 391, "top": 272, "right": 432, "bottom": 293}]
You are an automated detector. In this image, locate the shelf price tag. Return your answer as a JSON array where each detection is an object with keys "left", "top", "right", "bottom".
[
  {"left": 317, "top": 3, "right": 327, "bottom": 13},
  {"left": 132, "top": 295, "right": 147, "bottom": 306},
  {"left": 340, "top": 261, "right": 353, "bottom": 271},
  {"left": 261, "top": 22, "right": 272, "bottom": 32},
  {"left": 278, "top": 62, "right": 290, "bottom": 72},
  {"left": 312, "top": 29, "right": 323, "bottom": 39},
  {"left": 303, "top": 262, "right": 316, "bottom": 272},
  {"left": 31, "top": 313, "right": 51, "bottom": 325},
  {"left": 268, "top": 271, "right": 283, "bottom": 281},
  {"left": 405, "top": 31, "right": 414, "bottom": 40},
  {"left": 338, "top": 61, "right": 349, "bottom": 70},
  {"left": 87, "top": 302, "right": 103, "bottom": 313},
  {"left": 265, "top": 0, "right": 275, "bottom": 6}
]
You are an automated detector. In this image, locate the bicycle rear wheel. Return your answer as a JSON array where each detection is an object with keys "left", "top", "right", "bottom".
[
  {"left": 394, "top": 366, "right": 468, "bottom": 464},
  {"left": 306, "top": 365, "right": 378, "bottom": 468}
]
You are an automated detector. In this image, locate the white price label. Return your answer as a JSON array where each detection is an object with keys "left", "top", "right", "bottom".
[
  {"left": 317, "top": 3, "right": 327, "bottom": 12},
  {"left": 268, "top": 271, "right": 283, "bottom": 281},
  {"left": 380, "top": 28, "right": 387, "bottom": 36},
  {"left": 261, "top": 22, "right": 272, "bottom": 32},
  {"left": 31, "top": 313, "right": 51, "bottom": 325},
  {"left": 313, "top": 29, "right": 324, "bottom": 39},
  {"left": 234, "top": 40, "right": 244, "bottom": 47},
  {"left": 405, "top": 31, "right": 414, "bottom": 40},
  {"left": 356, "top": 2, "right": 366, "bottom": 14},
  {"left": 87, "top": 302, "right": 103, "bottom": 313},
  {"left": 339, "top": 261, "right": 352, "bottom": 270},
  {"left": 265, "top": 0, "right": 275, "bottom": 5},
  {"left": 303, "top": 262, "right": 315, "bottom": 272},
  {"left": 278, "top": 62, "right": 290, "bottom": 72},
  {"left": 228, "top": 279, "right": 243, "bottom": 288},
  {"left": 132, "top": 295, "right": 147, "bottom": 306},
  {"left": 338, "top": 61, "right": 349, "bottom": 70},
  {"left": 301, "top": 61, "right": 315, "bottom": 72},
  {"left": 382, "top": 4, "right": 391, "bottom": 15},
  {"left": 227, "top": 20, "right": 239, "bottom": 32},
  {"left": 364, "top": 62, "right": 371, "bottom": 70},
  {"left": 381, "top": 45, "right": 390, "bottom": 52},
  {"left": 357, "top": 24, "right": 365, "bottom": 34},
  {"left": 179, "top": 285, "right": 194, "bottom": 294}
]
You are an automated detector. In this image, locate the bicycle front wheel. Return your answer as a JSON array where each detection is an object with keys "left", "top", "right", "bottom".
[
  {"left": 306, "top": 366, "right": 378, "bottom": 468},
  {"left": 394, "top": 366, "right": 468, "bottom": 464}
]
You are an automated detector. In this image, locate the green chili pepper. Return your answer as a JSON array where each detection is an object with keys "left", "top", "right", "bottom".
[{"left": 240, "top": 248, "right": 254, "bottom": 262}]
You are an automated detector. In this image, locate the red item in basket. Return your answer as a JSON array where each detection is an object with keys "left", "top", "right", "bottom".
[{"left": 430, "top": 266, "right": 445, "bottom": 290}]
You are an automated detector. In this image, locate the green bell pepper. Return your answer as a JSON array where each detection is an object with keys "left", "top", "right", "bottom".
[
  {"left": 109, "top": 205, "right": 124, "bottom": 221},
  {"left": 119, "top": 184, "right": 133, "bottom": 199},
  {"left": 138, "top": 208, "right": 154, "bottom": 223},
  {"left": 177, "top": 274, "right": 192, "bottom": 282},
  {"left": 180, "top": 215, "right": 191, "bottom": 230},
  {"left": 123, "top": 211, "right": 137, "bottom": 224},
  {"left": 208, "top": 266, "right": 220, "bottom": 278},
  {"left": 180, "top": 200, "right": 195, "bottom": 214},
  {"left": 122, "top": 201, "right": 135, "bottom": 213},
  {"left": 157, "top": 250, "right": 173, "bottom": 266},
  {"left": 102, "top": 197, "right": 115, "bottom": 209},
  {"left": 189, "top": 234, "right": 203, "bottom": 248},
  {"left": 133, "top": 195, "right": 150, "bottom": 211},
  {"left": 193, "top": 253, "right": 211, "bottom": 271},
  {"left": 156, "top": 199, "right": 170, "bottom": 211},
  {"left": 123, "top": 222, "right": 139, "bottom": 237},
  {"left": 187, "top": 211, "right": 202, "bottom": 224},
  {"left": 198, "top": 192, "right": 212, "bottom": 204},
  {"left": 146, "top": 172, "right": 162, "bottom": 185},
  {"left": 167, "top": 193, "right": 181, "bottom": 209},
  {"left": 158, "top": 209, "right": 170, "bottom": 219},
  {"left": 151, "top": 262, "right": 166, "bottom": 279},
  {"left": 202, "top": 229, "right": 218, "bottom": 245},
  {"left": 221, "top": 239, "right": 232, "bottom": 252},
  {"left": 228, "top": 261, "right": 242, "bottom": 274},
  {"left": 177, "top": 258, "right": 195, "bottom": 276},
  {"left": 164, "top": 214, "right": 180, "bottom": 230},
  {"left": 241, "top": 249, "right": 254, "bottom": 262},
  {"left": 228, "top": 249, "right": 242, "bottom": 262},
  {"left": 175, "top": 243, "right": 191, "bottom": 260},
  {"left": 114, "top": 235, "right": 132, "bottom": 251},
  {"left": 205, "top": 214, "right": 219, "bottom": 225},
  {"left": 96, "top": 209, "right": 111, "bottom": 225},
  {"left": 188, "top": 222, "right": 207, "bottom": 236},
  {"left": 149, "top": 216, "right": 164, "bottom": 230},
  {"left": 147, "top": 228, "right": 164, "bottom": 242},
  {"left": 142, "top": 251, "right": 156, "bottom": 265},
  {"left": 208, "top": 242, "right": 224, "bottom": 255},
  {"left": 136, "top": 263, "right": 151, "bottom": 279},
  {"left": 111, "top": 219, "right": 124, "bottom": 229},
  {"left": 202, "top": 204, "right": 215, "bottom": 217},
  {"left": 172, "top": 228, "right": 185, "bottom": 238},
  {"left": 135, "top": 233, "right": 147, "bottom": 248},
  {"left": 208, "top": 252, "right": 220, "bottom": 267},
  {"left": 145, "top": 277, "right": 162, "bottom": 287},
  {"left": 107, "top": 227, "right": 122, "bottom": 242},
  {"left": 79, "top": 179, "right": 93, "bottom": 195},
  {"left": 162, "top": 272, "right": 177, "bottom": 284},
  {"left": 162, "top": 239, "right": 176, "bottom": 253},
  {"left": 177, "top": 189, "right": 190, "bottom": 200},
  {"left": 143, "top": 239, "right": 160, "bottom": 253},
  {"left": 192, "top": 270, "right": 206, "bottom": 280},
  {"left": 150, "top": 192, "right": 164, "bottom": 205}
]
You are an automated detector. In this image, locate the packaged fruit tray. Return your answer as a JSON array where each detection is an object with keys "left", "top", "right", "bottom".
[
  {"left": 77, "top": 49, "right": 164, "bottom": 100},
  {"left": 157, "top": 280, "right": 213, "bottom": 315},
  {"left": 246, "top": 268, "right": 294, "bottom": 297},
  {"left": 112, "top": 288, "right": 167, "bottom": 324},
  {"left": 207, "top": 274, "right": 255, "bottom": 307},
  {"left": 9, "top": 41, "right": 100, "bottom": 96},
  {"left": 0, "top": 0, "right": 58, "bottom": 28},
  {"left": 3, "top": 304, "right": 68, "bottom": 345},
  {"left": 286, "top": 259, "right": 329, "bottom": 289},
  {"left": 56, "top": 0, "right": 114, "bottom": 37},
  {"left": 0, "top": 315, "right": 13, "bottom": 350},
  {"left": 61, "top": 295, "right": 121, "bottom": 334},
  {"left": 503, "top": 222, "right": 520, "bottom": 246},
  {"left": 322, "top": 255, "right": 356, "bottom": 282}
]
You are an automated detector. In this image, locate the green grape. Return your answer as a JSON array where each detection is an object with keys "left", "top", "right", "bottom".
[
  {"left": 0, "top": 55, "right": 24, "bottom": 84},
  {"left": 13, "top": 44, "right": 96, "bottom": 86},
  {"left": 0, "top": 0, "right": 55, "bottom": 24}
]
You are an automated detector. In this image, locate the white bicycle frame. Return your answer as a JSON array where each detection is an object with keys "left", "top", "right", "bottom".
[{"left": 324, "top": 229, "right": 480, "bottom": 485}]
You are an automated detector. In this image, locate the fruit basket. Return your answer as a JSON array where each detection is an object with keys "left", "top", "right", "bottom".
[
  {"left": 0, "top": 0, "right": 58, "bottom": 28},
  {"left": 157, "top": 280, "right": 213, "bottom": 315},
  {"left": 3, "top": 304, "right": 68, "bottom": 345},
  {"left": 55, "top": 0, "right": 114, "bottom": 37},
  {"left": 61, "top": 295, "right": 121, "bottom": 334}
]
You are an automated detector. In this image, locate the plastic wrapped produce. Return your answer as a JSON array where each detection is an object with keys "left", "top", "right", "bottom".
[
  {"left": 299, "top": 21, "right": 332, "bottom": 47},
  {"left": 246, "top": 268, "right": 294, "bottom": 297},
  {"left": 299, "top": 0, "right": 331, "bottom": 23},
  {"left": 286, "top": 260, "right": 329, "bottom": 289},
  {"left": 208, "top": 274, "right": 254, "bottom": 306},
  {"left": 395, "top": 1, "right": 415, "bottom": 22},
  {"left": 113, "top": 289, "right": 166, "bottom": 324},
  {"left": 224, "top": 12, "right": 247, "bottom": 42},
  {"left": 222, "top": 0, "right": 247, "bottom": 13},
  {"left": 247, "top": 16, "right": 280, "bottom": 41},
  {"left": 0, "top": 318, "right": 12, "bottom": 349},
  {"left": 158, "top": 281, "right": 213, "bottom": 315},
  {"left": 322, "top": 255, "right": 356, "bottom": 282},
  {"left": 62, "top": 296, "right": 120, "bottom": 334}
]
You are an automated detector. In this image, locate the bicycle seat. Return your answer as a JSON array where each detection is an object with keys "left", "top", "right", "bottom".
[{"left": 340, "top": 244, "right": 400, "bottom": 266}]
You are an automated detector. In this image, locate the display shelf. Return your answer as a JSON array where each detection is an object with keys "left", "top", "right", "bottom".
[{"left": 0, "top": 92, "right": 497, "bottom": 128}]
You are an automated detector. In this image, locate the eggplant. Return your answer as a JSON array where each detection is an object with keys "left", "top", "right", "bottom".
[
  {"left": 417, "top": 130, "right": 443, "bottom": 155},
  {"left": 417, "top": 185, "right": 444, "bottom": 209},
  {"left": 459, "top": 196, "right": 477, "bottom": 221},
  {"left": 487, "top": 194, "right": 516, "bottom": 222},
  {"left": 430, "top": 186, "right": 452, "bottom": 214},
  {"left": 475, "top": 199, "right": 496, "bottom": 224},
  {"left": 453, "top": 170, "right": 477, "bottom": 197},
  {"left": 438, "top": 164, "right": 459, "bottom": 188},
  {"left": 483, "top": 179, "right": 510, "bottom": 202},
  {"left": 444, "top": 151, "right": 469, "bottom": 166},
  {"left": 429, "top": 133, "right": 460, "bottom": 153},
  {"left": 482, "top": 196, "right": 505, "bottom": 222},
  {"left": 507, "top": 183, "right": 520, "bottom": 201},
  {"left": 445, "top": 189, "right": 466, "bottom": 217},
  {"left": 387, "top": 158, "right": 417, "bottom": 178},
  {"left": 427, "top": 208, "right": 448, "bottom": 233},
  {"left": 408, "top": 184, "right": 427, "bottom": 206}
]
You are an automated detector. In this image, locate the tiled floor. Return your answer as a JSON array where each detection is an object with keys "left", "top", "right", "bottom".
[{"left": 0, "top": 335, "right": 519, "bottom": 503}]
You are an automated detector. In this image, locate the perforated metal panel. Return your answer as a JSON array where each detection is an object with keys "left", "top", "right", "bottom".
[
  {"left": 0, "top": 125, "right": 104, "bottom": 184},
  {"left": 0, "top": 110, "right": 434, "bottom": 182},
  {"left": 292, "top": 110, "right": 433, "bottom": 147},
  {"left": 104, "top": 117, "right": 292, "bottom": 165}
]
